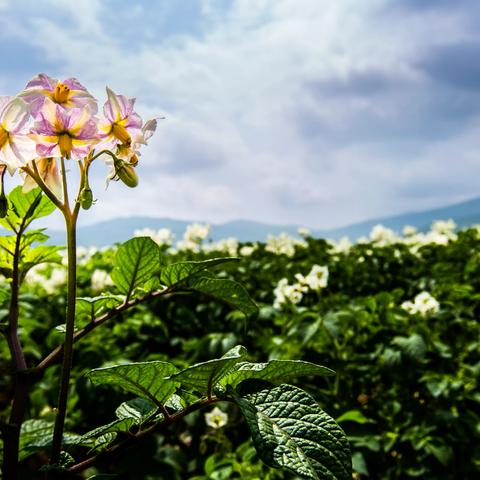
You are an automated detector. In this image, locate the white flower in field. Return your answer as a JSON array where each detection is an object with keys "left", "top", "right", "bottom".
[
  {"left": 176, "top": 239, "right": 200, "bottom": 253},
  {"left": 357, "top": 236, "right": 369, "bottom": 244},
  {"left": 414, "top": 291, "right": 440, "bottom": 316},
  {"left": 403, "top": 225, "right": 417, "bottom": 237},
  {"left": 370, "top": 224, "right": 397, "bottom": 245},
  {"left": 273, "top": 278, "right": 305, "bottom": 309},
  {"left": 401, "top": 291, "right": 439, "bottom": 317},
  {"left": 205, "top": 407, "right": 228, "bottom": 429},
  {"left": 155, "top": 228, "right": 175, "bottom": 247},
  {"left": 265, "top": 233, "right": 307, "bottom": 257},
  {"left": 134, "top": 227, "right": 156, "bottom": 238},
  {"left": 305, "top": 265, "right": 329, "bottom": 291},
  {"left": 203, "top": 237, "right": 238, "bottom": 256},
  {"left": 134, "top": 227, "right": 175, "bottom": 247},
  {"left": 184, "top": 223, "right": 210, "bottom": 244},
  {"left": 330, "top": 236, "right": 352, "bottom": 253},
  {"left": 298, "top": 227, "right": 311, "bottom": 237},
  {"left": 91, "top": 269, "right": 114, "bottom": 292},
  {"left": 423, "top": 231, "right": 452, "bottom": 246},
  {"left": 400, "top": 300, "right": 416, "bottom": 314},
  {"left": 431, "top": 219, "right": 456, "bottom": 235},
  {"left": 26, "top": 266, "right": 67, "bottom": 293},
  {"left": 239, "top": 245, "right": 256, "bottom": 256}
]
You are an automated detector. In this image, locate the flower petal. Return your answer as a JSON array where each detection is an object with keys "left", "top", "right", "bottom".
[{"left": 0, "top": 98, "right": 30, "bottom": 132}]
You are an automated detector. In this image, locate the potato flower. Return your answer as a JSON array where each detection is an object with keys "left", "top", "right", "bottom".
[
  {"left": 20, "top": 73, "right": 97, "bottom": 115},
  {"left": 0, "top": 96, "right": 36, "bottom": 174},
  {"left": 97, "top": 87, "right": 143, "bottom": 149},
  {"left": 30, "top": 99, "right": 98, "bottom": 159}
]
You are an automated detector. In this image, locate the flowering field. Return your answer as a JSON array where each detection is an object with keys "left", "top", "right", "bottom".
[{"left": 2, "top": 218, "right": 479, "bottom": 478}]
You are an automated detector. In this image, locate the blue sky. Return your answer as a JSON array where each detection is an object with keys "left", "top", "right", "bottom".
[{"left": 1, "top": 0, "right": 480, "bottom": 229}]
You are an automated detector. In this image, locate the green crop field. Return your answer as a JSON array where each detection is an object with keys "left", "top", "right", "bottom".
[{"left": 2, "top": 212, "right": 479, "bottom": 479}]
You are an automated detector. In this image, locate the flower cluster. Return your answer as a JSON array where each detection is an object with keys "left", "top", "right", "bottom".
[
  {"left": 327, "top": 219, "right": 458, "bottom": 255},
  {"left": 265, "top": 233, "right": 307, "bottom": 257},
  {"left": 176, "top": 223, "right": 210, "bottom": 252},
  {"left": 134, "top": 227, "right": 176, "bottom": 248},
  {"left": 401, "top": 291, "right": 440, "bottom": 317},
  {"left": 273, "top": 264, "right": 329, "bottom": 310},
  {"left": 0, "top": 73, "right": 157, "bottom": 198},
  {"left": 202, "top": 237, "right": 239, "bottom": 257}
]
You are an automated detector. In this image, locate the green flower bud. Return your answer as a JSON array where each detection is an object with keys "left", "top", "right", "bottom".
[
  {"left": 116, "top": 162, "right": 138, "bottom": 188},
  {"left": 79, "top": 186, "right": 93, "bottom": 210}
]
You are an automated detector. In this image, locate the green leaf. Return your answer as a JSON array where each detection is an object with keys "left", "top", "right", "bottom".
[
  {"left": 186, "top": 276, "right": 258, "bottom": 317},
  {"left": 75, "top": 296, "right": 123, "bottom": 323},
  {"left": 229, "top": 381, "right": 351, "bottom": 480},
  {"left": 115, "top": 397, "right": 158, "bottom": 426},
  {"left": 76, "top": 417, "right": 138, "bottom": 453},
  {"left": 392, "top": 333, "right": 427, "bottom": 360},
  {"left": 160, "top": 258, "right": 239, "bottom": 286},
  {"left": 169, "top": 345, "right": 247, "bottom": 394},
  {"left": 111, "top": 237, "right": 161, "bottom": 298},
  {"left": 78, "top": 417, "right": 136, "bottom": 444},
  {"left": 0, "top": 187, "right": 55, "bottom": 232},
  {"left": 87, "top": 361, "right": 178, "bottom": 406},
  {"left": 0, "top": 235, "right": 15, "bottom": 256},
  {"left": 20, "top": 229, "right": 50, "bottom": 249},
  {"left": 219, "top": 360, "right": 335, "bottom": 390},
  {"left": 336, "top": 410, "right": 373, "bottom": 425},
  {"left": 21, "top": 245, "right": 63, "bottom": 268},
  {"left": 18, "top": 419, "right": 81, "bottom": 461}
]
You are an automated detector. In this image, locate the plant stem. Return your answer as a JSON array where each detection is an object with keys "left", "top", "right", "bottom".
[
  {"left": 2, "top": 221, "right": 29, "bottom": 479},
  {"left": 49, "top": 163, "right": 79, "bottom": 466}
]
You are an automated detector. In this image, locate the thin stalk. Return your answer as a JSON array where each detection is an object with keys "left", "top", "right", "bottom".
[
  {"left": 2, "top": 218, "right": 29, "bottom": 478},
  {"left": 49, "top": 159, "right": 79, "bottom": 465}
]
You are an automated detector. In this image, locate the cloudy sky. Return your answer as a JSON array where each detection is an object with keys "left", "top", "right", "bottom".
[{"left": 1, "top": 0, "right": 480, "bottom": 229}]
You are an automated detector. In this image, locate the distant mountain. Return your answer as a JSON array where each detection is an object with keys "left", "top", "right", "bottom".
[
  {"left": 13, "top": 196, "right": 480, "bottom": 247},
  {"left": 320, "top": 196, "right": 480, "bottom": 240}
]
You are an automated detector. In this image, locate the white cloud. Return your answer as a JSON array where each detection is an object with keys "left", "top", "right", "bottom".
[{"left": 2, "top": 0, "right": 480, "bottom": 229}]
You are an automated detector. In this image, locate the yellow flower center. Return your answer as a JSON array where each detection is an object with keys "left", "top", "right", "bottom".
[
  {"left": 53, "top": 82, "right": 71, "bottom": 104},
  {"left": 0, "top": 126, "right": 9, "bottom": 149},
  {"left": 112, "top": 123, "right": 131, "bottom": 145},
  {"left": 58, "top": 133, "right": 72, "bottom": 158}
]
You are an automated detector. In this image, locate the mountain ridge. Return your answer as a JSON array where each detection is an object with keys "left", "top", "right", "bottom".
[{"left": 10, "top": 195, "right": 480, "bottom": 246}]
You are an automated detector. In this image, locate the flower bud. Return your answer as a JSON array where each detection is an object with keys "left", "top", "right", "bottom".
[
  {"left": 116, "top": 162, "right": 138, "bottom": 188},
  {"left": 79, "top": 186, "right": 93, "bottom": 210}
]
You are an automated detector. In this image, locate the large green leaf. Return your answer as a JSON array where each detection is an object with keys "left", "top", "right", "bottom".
[
  {"left": 115, "top": 397, "right": 158, "bottom": 426},
  {"left": 169, "top": 345, "right": 247, "bottom": 395},
  {"left": 160, "top": 258, "right": 239, "bottom": 286},
  {"left": 76, "top": 418, "right": 136, "bottom": 453},
  {"left": 18, "top": 419, "right": 81, "bottom": 461},
  {"left": 76, "top": 296, "right": 123, "bottom": 323},
  {"left": 230, "top": 381, "right": 351, "bottom": 480},
  {"left": 21, "top": 245, "right": 63, "bottom": 267},
  {"left": 186, "top": 276, "right": 258, "bottom": 316},
  {"left": 87, "top": 361, "right": 178, "bottom": 406},
  {"left": 0, "top": 187, "right": 55, "bottom": 232},
  {"left": 111, "top": 237, "right": 161, "bottom": 298},
  {"left": 219, "top": 360, "right": 335, "bottom": 390}
]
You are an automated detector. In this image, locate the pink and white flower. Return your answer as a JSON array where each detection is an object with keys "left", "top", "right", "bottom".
[
  {"left": 30, "top": 99, "right": 98, "bottom": 159},
  {"left": 0, "top": 96, "right": 36, "bottom": 174},
  {"left": 20, "top": 73, "right": 97, "bottom": 115},
  {"left": 97, "top": 87, "right": 143, "bottom": 149}
]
